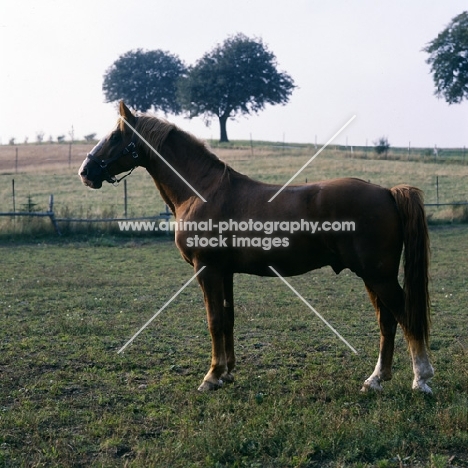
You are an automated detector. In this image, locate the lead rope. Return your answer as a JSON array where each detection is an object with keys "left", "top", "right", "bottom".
[{"left": 112, "top": 166, "right": 137, "bottom": 186}]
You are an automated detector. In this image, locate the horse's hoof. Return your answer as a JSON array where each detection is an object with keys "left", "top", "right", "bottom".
[
  {"left": 197, "top": 379, "right": 223, "bottom": 392},
  {"left": 412, "top": 380, "right": 433, "bottom": 395},
  {"left": 221, "top": 373, "right": 235, "bottom": 384},
  {"left": 361, "top": 378, "right": 383, "bottom": 392}
]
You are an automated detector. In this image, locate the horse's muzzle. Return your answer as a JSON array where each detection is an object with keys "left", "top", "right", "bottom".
[{"left": 78, "top": 158, "right": 104, "bottom": 189}]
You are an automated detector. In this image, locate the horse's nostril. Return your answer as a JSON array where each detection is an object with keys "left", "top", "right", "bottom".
[{"left": 80, "top": 168, "right": 88, "bottom": 177}]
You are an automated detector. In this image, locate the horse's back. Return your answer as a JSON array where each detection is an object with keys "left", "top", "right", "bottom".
[{"left": 279, "top": 177, "right": 399, "bottom": 227}]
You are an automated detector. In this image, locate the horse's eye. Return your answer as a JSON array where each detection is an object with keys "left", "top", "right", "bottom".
[{"left": 110, "top": 132, "right": 120, "bottom": 142}]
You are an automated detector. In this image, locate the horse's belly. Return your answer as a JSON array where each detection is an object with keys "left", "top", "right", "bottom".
[{"left": 230, "top": 242, "right": 336, "bottom": 277}]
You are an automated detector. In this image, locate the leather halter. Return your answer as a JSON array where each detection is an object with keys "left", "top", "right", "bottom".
[{"left": 85, "top": 127, "right": 140, "bottom": 185}]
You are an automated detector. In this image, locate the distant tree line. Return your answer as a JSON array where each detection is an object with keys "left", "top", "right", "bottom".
[
  {"left": 7, "top": 130, "right": 98, "bottom": 145},
  {"left": 102, "top": 33, "right": 296, "bottom": 142}
]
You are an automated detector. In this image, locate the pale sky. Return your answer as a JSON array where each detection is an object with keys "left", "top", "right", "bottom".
[{"left": 1, "top": 1, "right": 467, "bottom": 148}]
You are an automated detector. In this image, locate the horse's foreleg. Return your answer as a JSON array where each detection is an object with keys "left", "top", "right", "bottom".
[
  {"left": 197, "top": 266, "right": 228, "bottom": 391},
  {"left": 361, "top": 284, "right": 398, "bottom": 392},
  {"left": 221, "top": 273, "right": 235, "bottom": 384}
]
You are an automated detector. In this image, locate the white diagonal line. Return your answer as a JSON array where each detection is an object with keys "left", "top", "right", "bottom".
[
  {"left": 268, "top": 266, "right": 358, "bottom": 354},
  {"left": 120, "top": 116, "right": 207, "bottom": 202},
  {"left": 117, "top": 266, "right": 206, "bottom": 354},
  {"left": 268, "top": 115, "right": 356, "bottom": 202}
]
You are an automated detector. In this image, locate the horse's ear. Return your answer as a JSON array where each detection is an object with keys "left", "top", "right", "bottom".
[{"left": 119, "top": 101, "right": 136, "bottom": 130}]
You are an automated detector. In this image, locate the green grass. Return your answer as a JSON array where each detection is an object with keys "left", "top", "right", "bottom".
[{"left": 0, "top": 227, "right": 467, "bottom": 467}]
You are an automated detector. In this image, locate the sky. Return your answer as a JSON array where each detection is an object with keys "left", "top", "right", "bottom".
[{"left": 1, "top": 1, "right": 467, "bottom": 148}]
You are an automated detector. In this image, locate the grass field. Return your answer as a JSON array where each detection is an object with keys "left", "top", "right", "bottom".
[
  {"left": 0, "top": 142, "right": 467, "bottom": 466},
  {"left": 0, "top": 229, "right": 467, "bottom": 467}
]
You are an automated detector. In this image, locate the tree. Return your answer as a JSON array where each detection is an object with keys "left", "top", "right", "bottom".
[
  {"left": 373, "top": 136, "right": 390, "bottom": 158},
  {"left": 84, "top": 133, "right": 97, "bottom": 142},
  {"left": 423, "top": 11, "right": 468, "bottom": 104},
  {"left": 178, "top": 34, "right": 296, "bottom": 142},
  {"left": 103, "top": 49, "right": 187, "bottom": 114}
]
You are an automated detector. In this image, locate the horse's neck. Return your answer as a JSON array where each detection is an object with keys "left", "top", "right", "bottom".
[{"left": 144, "top": 133, "right": 226, "bottom": 212}]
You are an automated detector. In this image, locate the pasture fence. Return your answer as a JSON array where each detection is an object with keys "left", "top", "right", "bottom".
[
  {"left": 0, "top": 193, "right": 61, "bottom": 235},
  {"left": 0, "top": 202, "right": 172, "bottom": 237},
  {"left": 336, "top": 145, "right": 467, "bottom": 165},
  {"left": 0, "top": 179, "right": 173, "bottom": 236},
  {"left": 1, "top": 180, "right": 466, "bottom": 236}
]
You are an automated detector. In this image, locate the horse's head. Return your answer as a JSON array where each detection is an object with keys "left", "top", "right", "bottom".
[{"left": 78, "top": 102, "right": 141, "bottom": 189}]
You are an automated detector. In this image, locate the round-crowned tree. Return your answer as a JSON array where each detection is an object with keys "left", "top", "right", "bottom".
[
  {"left": 178, "top": 34, "right": 296, "bottom": 142},
  {"left": 423, "top": 11, "right": 468, "bottom": 104},
  {"left": 103, "top": 49, "right": 187, "bottom": 114}
]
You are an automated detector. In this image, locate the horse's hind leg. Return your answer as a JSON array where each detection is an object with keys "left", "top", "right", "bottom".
[
  {"left": 361, "top": 283, "right": 398, "bottom": 392},
  {"left": 408, "top": 338, "right": 434, "bottom": 393},
  {"left": 362, "top": 279, "right": 434, "bottom": 393}
]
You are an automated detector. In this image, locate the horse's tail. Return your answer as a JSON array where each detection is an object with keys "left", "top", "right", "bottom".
[{"left": 390, "top": 184, "right": 431, "bottom": 343}]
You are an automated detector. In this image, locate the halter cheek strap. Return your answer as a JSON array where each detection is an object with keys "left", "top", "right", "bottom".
[{"left": 85, "top": 132, "right": 140, "bottom": 185}]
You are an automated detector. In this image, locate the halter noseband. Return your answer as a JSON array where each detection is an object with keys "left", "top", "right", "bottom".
[{"left": 85, "top": 128, "right": 140, "bottom": 185}]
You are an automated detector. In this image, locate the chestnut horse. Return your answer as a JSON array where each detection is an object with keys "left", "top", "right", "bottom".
[{"left": 79, "top": 102, "right": 434, "bottom": 393}]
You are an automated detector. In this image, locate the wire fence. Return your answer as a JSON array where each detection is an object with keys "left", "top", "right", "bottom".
[
  {"left": 1, "top": 182, "right": 466, "bottom": 236},
  {"left": 0, "top": 195, "right": 172, "bottom": 237}
]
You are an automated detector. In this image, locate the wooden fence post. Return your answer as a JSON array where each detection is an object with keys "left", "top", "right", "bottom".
[
  {"left": 12, "top": 179, "right": 15, "bottom": 213},
  {"left": 48, "top": 194, "right": 61, "bottom": 235}
]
